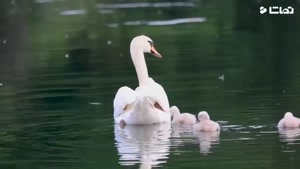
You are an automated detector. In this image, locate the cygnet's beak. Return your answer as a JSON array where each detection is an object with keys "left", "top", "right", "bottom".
[{"left": 150, "top": 46, "right": 162, "bottom": 58}]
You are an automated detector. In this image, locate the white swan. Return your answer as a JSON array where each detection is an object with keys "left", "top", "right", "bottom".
[{"left": 113, "top": 35, "right": 171, "bottom": 125}]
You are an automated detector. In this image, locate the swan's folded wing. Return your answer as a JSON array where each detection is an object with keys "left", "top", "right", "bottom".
[
  {"left": 153, "top": 83, "right": 170, "bottom": 112},
  {"left": 113, "top": 86, "right": 137, "bottom": 119}
]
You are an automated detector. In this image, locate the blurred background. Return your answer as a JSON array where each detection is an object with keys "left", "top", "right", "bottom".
[{"left": 0, "top": 0, "right": 300, "bottom": 169}]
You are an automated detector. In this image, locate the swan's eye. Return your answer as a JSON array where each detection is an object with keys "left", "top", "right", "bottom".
[{"left": 148, "top": 40, "right": 154, "bottom": 46}]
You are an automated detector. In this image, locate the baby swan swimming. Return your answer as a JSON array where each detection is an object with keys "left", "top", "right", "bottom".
[
  {"left": 278, "top": 112, "right": 300, "bottom": 128},
  {"left": 170, "top": 106, "right": 196, "bottom": 125},
  {"left": 193, "top": 111, "right": 220, "bottom": 132}
]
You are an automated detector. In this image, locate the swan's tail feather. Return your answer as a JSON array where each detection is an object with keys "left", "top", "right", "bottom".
[
  {"left": 142, "top": 96, "right": 165, "bottom": 112},
  {"left": 133, "top": 95, "right": 164, "bottom": 112}
]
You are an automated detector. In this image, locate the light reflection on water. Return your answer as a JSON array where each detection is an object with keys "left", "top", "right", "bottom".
[
  {"left": 35, "top": 0, "right": 54, "bottom": 3},
  {"left": 194, "top": 130, "right": 220, "bottom": 155},
  {"left": 96, "top": 2, "right": 195, "bottom": 9},
  {"left": 113, "top": 122, "right": 300, "bottom": 168},
  {"left": 108, "top": 17, "right": 206, "bottom": 27},
  {"left": 60, "top": 9, "right": 86, "bottom": 16},
  {"left": 279, "top": 128, "right": 300, "bottom": 144}
]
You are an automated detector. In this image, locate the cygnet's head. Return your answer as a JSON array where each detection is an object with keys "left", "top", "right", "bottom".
[
  {"left": 130, "top": 35, "right": 161, "bottom": 58},
  {"left": 284, "top": 112, "right": 294, "bottom": 118},
  {"left": 198, "top": 111, "right": 210, "bottom": 121},
  {"left": 170, "top": 106, "right": 180, "bottom": 117}
]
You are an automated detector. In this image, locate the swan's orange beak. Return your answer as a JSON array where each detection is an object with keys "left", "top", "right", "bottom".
[{"left": 150, "top": 46, "right": 162, "bottom": 58}]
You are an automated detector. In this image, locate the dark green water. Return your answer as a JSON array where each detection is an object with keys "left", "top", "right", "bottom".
[{"left": 1, "top": 0, "right": 300, "bottom": 168}]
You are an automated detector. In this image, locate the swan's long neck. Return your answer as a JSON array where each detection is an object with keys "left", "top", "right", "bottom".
[{"left": 131, "top": 49, "right": 149, "bottom": 87}]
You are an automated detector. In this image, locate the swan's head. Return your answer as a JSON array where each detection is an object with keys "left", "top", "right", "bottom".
[
  {"left": 130, "top": 35, "right": 161, "bottom": 58},
  {"left": 170, "top": 106, "right": 180, "bottom": 117},
  {"left": 284, "top": 112, "right": 294, "bottom": 118},
  {"left": 198, "top": 111, "right": 210, "bottom": 121}
]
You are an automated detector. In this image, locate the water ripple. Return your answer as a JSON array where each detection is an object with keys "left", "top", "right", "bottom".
[
  {"left": 35, "top": 0, "right": 54, "bottom": 3},
  {"left": 60, "top": 10, "right": 86, "bottom": 16},
  {"left": 98, "top": 9, "right": 114, "bottom": 14},
  {"left": 108, "top": 17, "right": 206, "bottom": 27}
]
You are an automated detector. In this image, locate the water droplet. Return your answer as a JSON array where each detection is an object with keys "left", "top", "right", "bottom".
[
  {"left": 0, "top": 83, "right": 3, "bottom": 86},
  {"left": 107, "top": 40, "right": 112, "bottom": 45},
  {"left": 278, "top": 103, "right": 280, "bottom": 105},
  {"left": 283, "top": 90, "right": 286, "bottom": 93},
  {"left": 3, "top": 39, "right": 6, "bottom": 44},
  {"left": 218, "top": 74, "right": 224, "bottom": 81},
  {"left": 65, "top": 54, "right": 69, "bottom": 58},
  {"left": 89, "top": 102, "right": 102, "bottom": 105}
]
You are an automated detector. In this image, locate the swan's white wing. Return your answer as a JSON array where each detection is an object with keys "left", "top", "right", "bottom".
[
  {"left": 135, "top": 78, "right": 170, "bottom": 113},
  {"left": 113, "top": 86, "right": 137, "bottom": 121}
]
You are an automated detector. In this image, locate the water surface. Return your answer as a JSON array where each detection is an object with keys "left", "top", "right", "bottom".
[{"left": 0, "top": 0, "right": 300, "bottom": 168}]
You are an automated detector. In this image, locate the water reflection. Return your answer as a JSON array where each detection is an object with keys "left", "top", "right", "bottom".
[
  {"left": 35, "top": 0, "right": 54, "bottom": 3},
  {"left": 114, "top": 123, "right": 171, "bottom": 168},
  {"left": 170, "top": 125, "right": 220, "bottom": 155},
  {"left": 194, "top": 131, "right": 220, "bottom": 155},
  {"left": 171, "top": 125, "right": 195, "bottom": 148},
  {"left": 1, "top": 0, "right": 300, "bottom": 168},
  {"left": 108, "top": 17, "right": 206, "bottom": 28},
  {"left": 96, "top": 2, "right": 195, "bottom": 9},
  {"left": 60, "top": 10, "right": 86, "bottom": 16},
  {"left": 279, "top": 128, "right": 300, "bottom": 144},
  {"left": 171, "top": 125, "right": 194, "bottom": 137}
]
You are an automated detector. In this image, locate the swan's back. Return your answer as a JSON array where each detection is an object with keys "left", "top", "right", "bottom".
[
  {"left": 194, "top": 120, "right": 220, "bottom": 132},
  {"left": 135, "top": 78, "right": 170, "bottom": 113},
  {"left": 278, "top": 112, "right": 300, "bottom": 128},
  {"left": 182, "top": 113, "right": 197, "bottom": 125},
  {"left": 278, "top": 117, "right": 300, "bottom": 128},
  {"left": 172, "top": 113, "right": 196, "bottom": 125}
]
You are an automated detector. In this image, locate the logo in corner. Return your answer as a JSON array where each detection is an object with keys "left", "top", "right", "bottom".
[{"left": 260, "top": 6, "right": 267, "bottom": 14}]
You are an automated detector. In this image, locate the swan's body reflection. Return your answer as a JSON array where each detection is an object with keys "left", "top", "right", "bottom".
[
  {"left": 114, "top": 123, "right": 171, "bottom": 168},
  {"left": 171, "top": 125, "right": 195, "bottom": 137},
  {"left": 171, "top": 125, "right": 196, "bottom": 148},
  {"left": 171, "top": 125, "right": 220, "bottom": 155},
  {"left": 279, "top": 128, "right": 300, "bottom": 143},
  {"left": 194, "top": 131, "right": 220, "bottom": 154}
]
